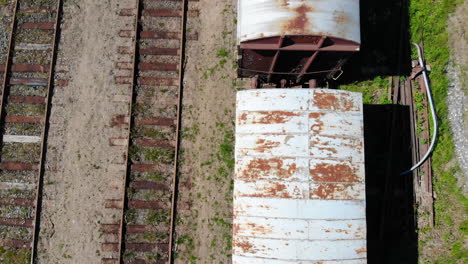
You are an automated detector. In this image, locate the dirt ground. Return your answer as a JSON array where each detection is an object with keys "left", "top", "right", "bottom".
[
  {"left": 173, "top": 0, "right": 241, "bottom": 263},
  {"left": 447, "top": 0, "right": 468, "bottom": 194},
  {"left": 37, "top": 0, "right": 134, "bottom": 263}
]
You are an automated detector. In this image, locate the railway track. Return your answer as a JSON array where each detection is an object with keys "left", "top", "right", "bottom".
[
  {"left": 103, "top": 0, "right": 198, "bottom": 263},
  {"left": 0, "top": 0, "right": 62, "bottom": 262},
  {"left": 399, "top": 60, "right": 434, "bottom": 225}
]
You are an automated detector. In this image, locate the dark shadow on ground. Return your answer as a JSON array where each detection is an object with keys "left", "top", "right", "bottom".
[
  {"left": 338, "top": 0, "right": 411, "bottom": 83},
  {"left": 363, "top": 104, "right": 418, "bottom": 264}
]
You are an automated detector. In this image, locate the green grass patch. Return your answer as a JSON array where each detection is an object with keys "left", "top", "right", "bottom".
[
  {"left": 125, "top": 209, "right": 137, "bottom": 224},
  {"left": 216, "top": 122, "right": 234, "bottom": 170},
  {"left": 131, "top": 126, "right": 173, "bottom": 141},
  {"left": 144, "top": 147, "right": 174, "bottom": 164},
  {"left": 340, "top": 76, "right": 392, "bottom": 104},
  {"left": 5, "top": 123, "right": 41, "bottom": 136},
  {"left": 0, "top": 248, "right": 30, "bottom": 264},
  {"left": 216, "top": 48, "right": 229, "bottom": 58},
  {"left": 1, "top": 142, "right": 41, "bottom": 162},
  {"left": 146, "top": 210, "right": 169, "bottom": 225},
  {"left": 211, "top": 217, "right": 230, "bottom": 229},
  {"left": 139, "top": 171, "right": 168, "bottom": 183}
]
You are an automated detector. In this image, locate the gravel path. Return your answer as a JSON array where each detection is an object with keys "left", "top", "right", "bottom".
[
  {"left": 447, "top": 0, "right": 468, "bottom": 195},
  {"left": 447, "top": 65, "right": 468, "bottom": 194}
]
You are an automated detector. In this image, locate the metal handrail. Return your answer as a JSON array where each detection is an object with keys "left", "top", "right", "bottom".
[{"left": 401, "top": 43, "right": 438, "bottom": 175}]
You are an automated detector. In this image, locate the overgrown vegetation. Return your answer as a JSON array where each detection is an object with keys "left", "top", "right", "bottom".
[{"left": 409, "top": 0, "right": 467, "bottom": 262}]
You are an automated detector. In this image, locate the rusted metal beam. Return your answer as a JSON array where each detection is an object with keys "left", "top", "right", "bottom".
[
  {"left": 267, "top": 36, "right": 285, "bottom": 82},
  {"left": 238, "top": 67, "right": 335, "bottom": 76},
  {"left": 140, "top": 31, "right": 198, "bottom": 40},
  {"left": 105, "top": 199, "right": 166, "bottom": 209},
  {"left": 0, "top": 162, "right": 38, "bottom": 171},
  {"left": 0, "top": 197, "right": 35, "bottom": 207},
  {"left": 0, "top": 217, "right": 33, "bottom": 227},
  {"left": 9, "top": 96, "right": 47, "bottom": 104},
  {"left": 240, "top": 42, "right": 359, "bottom": 52},
  {"left": 139, "top": 62, "right": 178, "bottom": 71},
  {"left": 5, "top": 115, "right": 42, "bottom": 123},
  {"left": 135, "top": 117, "right": 175, "bottom": 126},
  {"left": 0, "top": 64, "right": 49, "bottom": 73},
  {"left": 297, "top": 36, "right": 326, "bottom": 83}
]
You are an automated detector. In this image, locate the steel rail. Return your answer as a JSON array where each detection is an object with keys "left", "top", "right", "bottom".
[
  {"left": 168, "top": 0, "right": 188, "bottom": 261},
  {"left": 117, "top": 0, "right": 141, "bottom": 262},
  {"left": 0, "top": 0, "right": 18, "bottom": 142},
  {"left": 30, "top": 0, "right": 63, "bottom": 262}
]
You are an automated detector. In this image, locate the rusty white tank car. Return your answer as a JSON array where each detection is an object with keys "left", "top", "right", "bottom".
[
  {"left": 233, "top": 89, "right": 367, "bottom": 263},
  {"left": 237, "top": 0, "right": 361, "bottom": 86}
]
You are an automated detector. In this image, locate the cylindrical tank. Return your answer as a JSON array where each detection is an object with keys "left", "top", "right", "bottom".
[
  {"left": 233, "top": 89, "right": 367, "bottom": 263},
  {"left": 237, "top": 0, "right": 361, "bottom": 83}
]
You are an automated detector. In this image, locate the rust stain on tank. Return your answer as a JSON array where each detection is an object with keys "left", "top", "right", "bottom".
[
  {"left": 249, "top": 182, "right": 293, "bottom": 199},
  {"left": 278, "top": 0, "right": 290, "bottom": 7},
  {"left": 333, "top": 10, "right": 348, "bottom": 24},
  {"left": 311, "top": 183, "right": 336, "bottom": 199},
  {"left": 281, "top": 4, "right": 315, "bottom": 33},
  {"left": 316, "top": 147, "right": 338, "bottom": 154},
  {"left": 336, "top": 229, "right": 350, "bottom": 234},
  {"left": 308, "top": 112, "right": 324, "bottom": 118},
  {"left": 233, "top": 223, "right": 240, "bottom": 234},
  {"left": 242, "top": 158, "right": 297, "bottom": 179},
  {"left": 313, "top": 90, "right": 357, "bottom": 111},
  {"left": 234, "top": 239, "right": 256, "bottom": 253},
  {"left": 254, "top": 139, "right": 280, "bottom": 153},
  {"left": 310, "top": 162, "right": 360, "bottom": 182},
  {"left": 309, "top": 112, "right": 324, "bottom": 132},
  {"left": 239, "top": 111, "right": 300, "bottom": 124},
  {"left": 355, "top": 247, "right": 367, "bottom": 254},
  {"left": 242, "top": 222, "right": 273, "bottom": 235}
]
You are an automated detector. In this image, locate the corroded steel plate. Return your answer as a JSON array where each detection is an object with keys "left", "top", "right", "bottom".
[{"left": 234, "top": 89, "right": 367, "bottom": 263}]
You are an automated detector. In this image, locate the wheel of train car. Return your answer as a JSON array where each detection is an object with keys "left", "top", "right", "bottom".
[
  {"left": 309, "top": 79, "right": 318, "bottom": 88},
  {"left": 250, "top": 76, "right": 259, "bottom": 89},
  {"left": 280, "top": 79, "right": 287, "bottom": 88}
]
